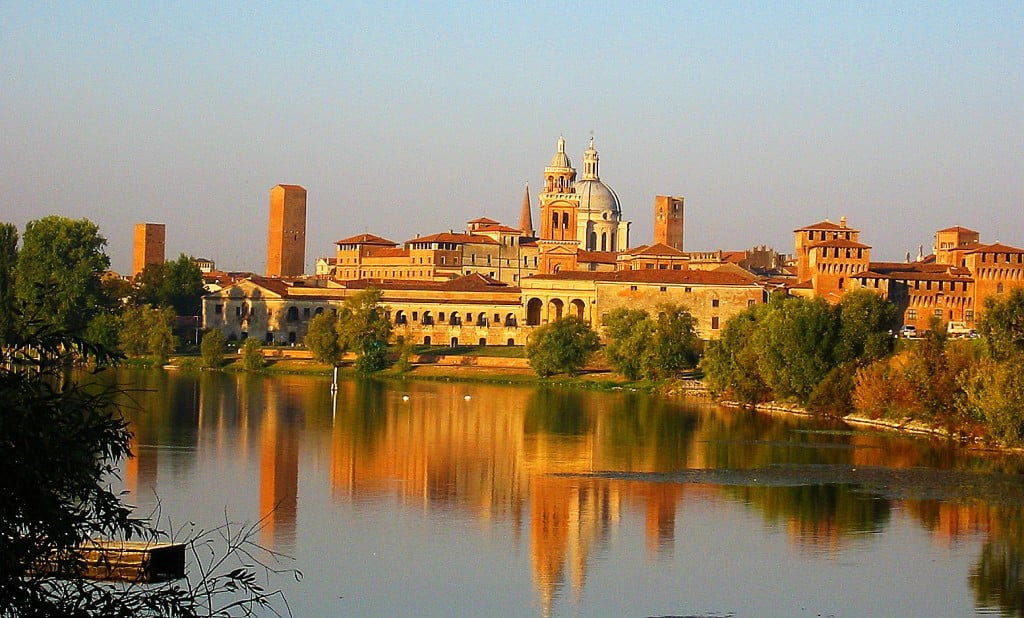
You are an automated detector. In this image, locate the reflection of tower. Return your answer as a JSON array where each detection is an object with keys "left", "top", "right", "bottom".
[
  {"left": 644, "top": 484, "right": 679, "bottom": 558},
  {"left": 132, "top": 222, "right": 165, "bottom": 277},
  {"left": 653, "top": 196, "right": 684, "bottom": 250},
  {"left": 124, "top": 433, "right": 159, "bottom": 500},
  {"left": 259, "top": 387, "right": 300, "bottom": 550},
  {"left": 266, "top": 184, "right": 307, "bottom": 277}
]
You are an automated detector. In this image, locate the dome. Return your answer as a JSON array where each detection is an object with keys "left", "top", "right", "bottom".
[
  {"left": 574, "top": 178, "right": 621, "bottom": 215},
  {"left": 547, "top": 136, "right": 572, "bottom": 169}
]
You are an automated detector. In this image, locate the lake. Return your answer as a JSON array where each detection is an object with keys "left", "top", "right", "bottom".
[{"left": 108, "top": 368, "right": 1024, "bottom": 617}]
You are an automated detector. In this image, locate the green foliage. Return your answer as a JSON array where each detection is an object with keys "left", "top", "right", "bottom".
[
  {"left": 603, "top": 304, "right": 701, "bottom": 380},
  {"left": 84, "top": 312, "right": 121, "bottom": 351},
  {"left": 0, "top": 222, "right": 17, "bottom": 343},
  {"left": 13, "top": 216, "right": 110, "bottom": 333},
  {"left": 754, "top": 296, "right": 838, "bottom": 405},
  {"left": 977, "top": 288, "right": 1024, "bottom": 361},
  {"left": 959, "top": 355, "right": 1024, "bottom": 446},
  {"left": 240, "top": 337, "right": 265, "bottom": 371},
  {"left": 602, "top": 308, "right": 652, "bottom": 380},
  {"left": 700, "top": 302, "right": 771, "bottom": 404},
  {"left": 337, "top": 289, "right": 392, "bottom": 373},
  {"left": 305, "top": 311, "right": 344, "bottom": 365},
  {"left": 119, "top": 305, "right": 176, "bottom": 361},
  {"left": 132, "top": 254, "right": 205, "bottom": 315},
  {"left": 525, "top": 316, "right": 600, "bottom": 377},
  {"left": 200, "top": 328, "right": 226, "bottom": 368},
  {"left": 833, "top": 290, "right": 897, "bottom": 365}
]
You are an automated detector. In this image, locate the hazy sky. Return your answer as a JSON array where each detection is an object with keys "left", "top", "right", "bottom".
[{"left": 3, "top": 2, "right": 1021, "bottom": 274}]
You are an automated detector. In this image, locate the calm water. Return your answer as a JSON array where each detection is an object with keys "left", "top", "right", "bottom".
[{"left": 105, "top": 368, "right": 1024, "bottom": 617}]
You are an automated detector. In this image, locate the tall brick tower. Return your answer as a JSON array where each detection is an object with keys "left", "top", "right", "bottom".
[
  {"left": 653, "top": 195, "right": 684, "bottom": 250},
  {"left": 132, "top": 222, "right": 166, "bottom": 277},
  {"left": 266, "top": 184, "right": 307, "bottom": 277}
]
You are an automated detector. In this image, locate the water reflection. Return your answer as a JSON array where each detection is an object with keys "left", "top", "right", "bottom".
[{"left": 106, "top": 369, "right": 1024, "bottom": 616}]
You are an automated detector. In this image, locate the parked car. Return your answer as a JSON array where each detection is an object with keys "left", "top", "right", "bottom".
[
  {"left": 947, "top": 321, "right": 972, "bottom": 338},
  {"left": 899, "top": 325, "right": 918, "bottom": 339}
]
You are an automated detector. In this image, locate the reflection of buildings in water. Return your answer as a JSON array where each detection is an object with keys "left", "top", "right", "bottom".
[
  {"left": 124, "top": 432, "right": 159, "bottom": 500},
  {"left": 258, "top": 378, "right": 302, "bottom": 550}
]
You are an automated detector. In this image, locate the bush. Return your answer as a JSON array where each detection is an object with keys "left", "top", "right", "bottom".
[
  {"left": 525, "top": 316, "right": 600, "bottom": 377},
  {"left": 240, "top": 337, "right": 264, "bottom": 371},
  {"left": 201, "top": 328, "right": 225, "bottom": 368}
]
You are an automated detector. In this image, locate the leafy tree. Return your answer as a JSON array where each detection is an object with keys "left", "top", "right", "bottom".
[
  {"left": 0, "top": 327, "right": 292, "bottom": 616},
  {"left": 700, "top": 302, "right": 772, "bottom": 404},
  {"left": 833, "top": 289, "right": 898, "bottom": 365},
  {"left": 649, "top": 303, "right": 701, "bottom": 377},
  {"left": 200, "top": 328, "right": 226, "bottom": 368},
  {"left": 525, "top": 316, "right": 600, "bottom": 377},
  {"left": 602, "top": 308, "right": 653, "bottom": 380},
  {"left": 133, "top": 254, "right": 205, "bottom": 316},
  {"left": 959, "top": 356, "right": 1024, "bottom": 446},
  {"left": 240, "top": 337, "right": 265, "bottom": 371},
  {"left": 337, "top": 289, "right": 392, "bottom": 373},
  {"left": 119, "top": 305, "right": 176, "bottom": 361},
  {"left": 977, "top": 288, "right": 1024, "bottom": 361},
  {"left": 305, "top": 311, "right": 345, "bottom": 365},
  {"left": 14, "top": 216, "right": 110, "bottom": 333},
  {"left": 754, "top": 296, "right": 838, "bottom": 405},
  {"left": 0, "top": 222, "right": 17, "bottom": 343},
  {"left": 84, "top": 312, "right": 121, "bottom": 351}
]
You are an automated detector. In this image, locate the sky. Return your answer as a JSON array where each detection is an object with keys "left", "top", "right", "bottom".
[{"left": 2, "top": 2, "right": 1022, "bottom": 274}]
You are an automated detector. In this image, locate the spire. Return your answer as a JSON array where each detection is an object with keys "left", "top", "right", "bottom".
[
  {"left": 581, "top": 136, "right": 600, "bottom": 180},
  {"left": 519, "top": 182, "right": 535, "bottom": 237}
]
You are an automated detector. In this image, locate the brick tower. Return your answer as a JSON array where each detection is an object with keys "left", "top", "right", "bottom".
[
  {"left": 132, "top": 222, "right": 166, "bottom": 277},
  {"left": 266, "top": 184, "right": 307, "bottom": 277},
  {"left": 653, "top": 196, "right": 684, "bottom": 250}
]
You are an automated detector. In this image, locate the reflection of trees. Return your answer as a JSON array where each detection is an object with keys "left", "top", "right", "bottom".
[
  {"left": 969, "top": 505, "right": 1024, "bottom": 615},
  {"left": 524, "top": 388, "right": 591, "bottom": 436},
  {"left": 599, "top": 393, "right": 699, "bottom": 471}
]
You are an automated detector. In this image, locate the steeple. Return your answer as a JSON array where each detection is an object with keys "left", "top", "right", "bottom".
[
  {"left": 543, "top": 136, "right": 576, "bottom": 193},
  {"left": 581, "top": 136, "right": 600, "bottom": 181},
  {"left": 519, "top": 182, "right": 535, "bottom": 237}
]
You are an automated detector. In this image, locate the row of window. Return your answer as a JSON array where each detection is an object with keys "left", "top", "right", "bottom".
[
  {"left": 394, "top": 310, "right": 517, "bottom": 328},
  {"left": 907, "top": 308, "right": 974, "bottom": 321}
]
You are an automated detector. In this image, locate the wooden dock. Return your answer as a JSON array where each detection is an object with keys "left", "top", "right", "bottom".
[{"left": 39, "top": 541, "right": 186, "bottom": 582}]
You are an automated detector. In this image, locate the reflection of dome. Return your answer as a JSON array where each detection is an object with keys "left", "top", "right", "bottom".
[{"left": 575, "top": 178, "right": 621, "bottom": 215}]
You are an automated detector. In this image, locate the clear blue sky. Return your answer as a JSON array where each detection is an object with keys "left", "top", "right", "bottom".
[{"left": 2, "top": 2, "right": 1021, "bottom": 273}]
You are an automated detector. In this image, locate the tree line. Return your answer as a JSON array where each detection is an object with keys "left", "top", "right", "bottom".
[{"left": 1, "top": 217, "right": 205, "bottom": 364}]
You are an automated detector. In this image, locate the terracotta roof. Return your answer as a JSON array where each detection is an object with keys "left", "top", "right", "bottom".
[
  {"left": 629, "top": 243, "right": 687, "bottom": 257},
  {"left": 810, "top": 239, "right": 871, "bottom": 249},
  {"left": 968, "top": 242, "right": 1024, "bottom": 254},
  {"left": 275, "top": 184, "right": 306, "bottom": 191},
  {"left": 577, "top": 250, "right": 619, "bottom": 264},
  {"left": 245, "top": 276, "right": 292, "bottom": 295},
  {"left": 529, "top": 269, "right": 761, "bottom": 286},
  {"left": 721, "top": 251, "right": 747, "bottom": 263},
  {"left": 936, "top": 225, "right": 979, "bottom": 234},
  {"left": 346, "top": 273, "right": 518, "bottom": 294},
  {"left": 468, "top": 217, "right": 500, "bottom": 224},
  {"left": 335, "top": 233, "right": 398, "bottom": 246},
  {"left": 473, "top": 224, "right": 523, "bottom": 233},
  {"left": 365, "top": 247, "right": 409, "bottom": 258},
  {"left": 407, "top": 232, "right": 498, "bottom": 245},
  {"left": 794, "top": 220, "right": 854, "bottom": 232}
]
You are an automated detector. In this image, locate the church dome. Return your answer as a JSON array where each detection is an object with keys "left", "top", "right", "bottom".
[{"left": 575, "top": 178, "right": 621, "bottom": 215}]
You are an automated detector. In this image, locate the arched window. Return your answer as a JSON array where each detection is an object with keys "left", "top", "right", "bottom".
[
  {"left": 287, "top": 306, "right": 299, "bottom": 322},
  {"left": 601, "top": 232, "right": 607, "bottom": 251},
  {"left": 562, "top": 213, "right": 569, "bottom": 229}
]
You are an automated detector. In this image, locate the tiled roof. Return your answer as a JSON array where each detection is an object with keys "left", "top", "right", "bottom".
[
  {"left": 936, "top": 225, "right": 979, "bottom": 234},
  {"left": 968, "top": 242, "right": 1024, "bottom": 254},
  {"left": 629, "top": 243, "right": 686, "bottom": 257},
  {"left": 529, "top": 269, "right": 761, "bottom": 286},
  {"left": 794, "top": 220, "right": 853, "bottom": 232},
  {"left": 810, "top": 239, "right": 871, "bottom": 249},
  {"left": 408, "top": 232, "right": 498, "bottom": 245},
  {"left": 577, "top": 250, "right": 619, "bottom": 263},
  {"left": 335, "top": 233, "right": 398, "bottom": 246}
]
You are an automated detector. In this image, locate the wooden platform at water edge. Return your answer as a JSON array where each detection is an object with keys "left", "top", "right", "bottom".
[{"left": 39, "top": 541, "right": 186, "bottom": 582}]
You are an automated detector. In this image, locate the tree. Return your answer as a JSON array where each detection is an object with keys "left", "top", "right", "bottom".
[
  {"left": 304, "top": 311, "right": 345, "bottom": 365},
  {"left": 754, "top": 296, "right": 838, "bottom": 405},
  {"left": 700, "top": 302, "right": 771, "bottom": 404},
  {"left": 833, "top": 289, "right": 898, "bottom": 366},
  {"left": 14, "top": 216, "right": 110, "bottom": 333},
  {"left": 336, "top": 289, "right": 392, "bottom": 373},
  {"left": 0, "top": 327, "right": 292, "bottom": 616},
  {"left": 977, "top": 288, "right": 1024, "bottom": 361},
  {"left": 649, "top": 303, "right": 701, "bottom": 377},
  {"left": 602, "top": 308, "right": 653, "bottom": 380},
  {"left": 0, "top": 222, "right": 17, "bottom": 344},
  {"left": 240, "top": 337, "right": 265, "bottom": 371},
  {"left": 120, "top": 305, "right": 176, "bottom": 361},
  {"left": 133, "top": 254, "right": 205, "bottom": 316},
  {"left": 200, "top": 328, "right": 226, "bottom": 368},
  {"left": 525, "top": 316, "right": 600, "bottom": 377}
]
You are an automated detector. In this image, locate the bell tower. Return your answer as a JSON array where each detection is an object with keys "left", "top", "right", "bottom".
[
  {"left": 653, "top": 196, "right": 684, "bottom": 250},
  {"left": 538, "top": 136, "right": 579, "bottom": 242}
]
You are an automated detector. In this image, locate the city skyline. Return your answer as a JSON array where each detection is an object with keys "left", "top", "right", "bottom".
[{"left": 3, "top": 3, "right": 1021, "bottom": 274}]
